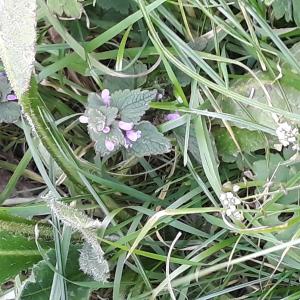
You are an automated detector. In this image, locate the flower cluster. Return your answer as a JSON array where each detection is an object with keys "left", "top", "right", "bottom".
[
  {"left": 79, "top": 89, "right": 142, "bottom": 153},
  {"left": 220, "top": 188, "right": 243, "bottom": 220},
  {"left": 276, "top": 122, "right": 299, "bottom": 151}
]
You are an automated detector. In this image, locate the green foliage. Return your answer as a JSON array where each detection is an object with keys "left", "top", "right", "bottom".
[
  {"left": 47, "top": 0, "right": 83, "bottom": 18},
  {"left": 214, "top": 127, "right": 275, "bottom": 162},
  {"left": 104, "top": 61, "right": 147, "bottom": 92},
  {"left": 270, "top": 0, "right": 300, "bottom": 26},
  {"left": 110, "top": 89, "right": 156, "bottom": 123},
  {"left": 128, "top": 121, "right": 171, "bottom": 157},
  {"left": 0, "top": 75, "right": 20, "bottom": 123},
  {"left": 20, "top": 247, "right": 91, "bottom": 300},
  {"left": 0, "top": 231, "right": 41, "bottom": 284},
  {"left": 0, "top": 102, "right": 20, "bottom": 123},
  {"left": 84, "top": 89, "right": 170, "bottom": 157},
  {"left": 97, "top": 0, "right": 132, "bottom": 15}
]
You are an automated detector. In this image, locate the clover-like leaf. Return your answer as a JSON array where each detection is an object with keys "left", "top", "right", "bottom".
[
  {"left": 129, "top": 121, "right": 171, "bottom": 157},
  {"left": 111, "top": 89, "right": 157, "bottom": 124},
  {"left": 0, "top": 1, "right": 36, "bottom": 99}
]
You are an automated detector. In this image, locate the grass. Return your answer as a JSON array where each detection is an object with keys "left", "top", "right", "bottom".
[{"left": 2, "top": 0, "right": 300, "bottom": 299}]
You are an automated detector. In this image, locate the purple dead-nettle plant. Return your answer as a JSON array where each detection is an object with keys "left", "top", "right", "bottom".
[
  {"left": 80, "top": 88, "right": 171, "bottom": 157},
  {"left": 0, "top": 71, "right": 21, "bottom": 124}
]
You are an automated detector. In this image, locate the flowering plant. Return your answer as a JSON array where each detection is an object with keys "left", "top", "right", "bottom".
[
  {"left": 0, "top": 72, "right": 20, "bottom": 123},
  {"left": 80, "top": 88, "right": 171, "bottom": 157}
]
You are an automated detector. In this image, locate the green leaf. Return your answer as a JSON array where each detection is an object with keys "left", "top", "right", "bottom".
[
  {"left": 0, "top": 101, "right": 21, "bottom": 123},
  {"left": 129, "top": 121, "right": 171, "bottom": 157},
  {"left": 47, "top": 0, "right": 83, "bottom": 18},
  {"left": 218, "top": 70, "right": 300, "bottom": 130},
  {"left": 20, "top": 247, "right": 91, "bottom": 300},
  {"left": 174, "top": 126, "right": 201, "bottom": 163},
  {"left": 0, "top": 231, "right": 42, "bottom": 284},
  {"left": 0, "top": 1, "right": 36, "bottom": 98},
  {"left": 213, "top": 127, "right": 275, "bottom": 161},
  {"left": 111, "top": 89, "right": 157, "bottom": 124},
  {"left": 94, "top": 124, "right": 124, "bottom": 156},
  {"left": 97, "top": 0, "right": 132, "bottom": 15},
  {"left": 104, "top": 60, "right": 148, "bottom": 92},
  {"left": 292, "top": 0, "right": 300, "bottom": 26},
  {"left": 0, "top": 74, "right": 13, "bottom": 101}
]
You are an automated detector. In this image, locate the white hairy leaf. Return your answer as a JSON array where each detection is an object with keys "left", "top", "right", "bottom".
[
  {"left": 0, "top": 0, "right": 37, "bottom": 98},
  {"left": 44, "top": 192, "right": 110, "bottom": 282},
  {"left": 79, "top": 242, "right": 110, "bottom": 282}
]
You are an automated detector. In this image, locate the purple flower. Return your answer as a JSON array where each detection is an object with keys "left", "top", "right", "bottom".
[
  {"left": 101, "top": 89, "right": 111, "bottom": 106},
  {"left": 0, "top": 72, "right": 6, "bottom": 77},
  {"left": 126, "top": 130, "right": 142, "bottom": 142},
  {"left": 6, "top": 94, "right": 18, "bottom": 101},
  {"left": 118, "top": 121, "right": 134, "bottom": 131},
  {"left": 79, "top": 115, "right": 89, "bottom": 123},
  {"left": 102, "top": 126, "right": 110, "bottom": 134},
  {"left": 165, "top": 112, "right": 180, "bottom": 121},
  {"left": 105, "top": 139, "right": 115, "bottom": 151}
]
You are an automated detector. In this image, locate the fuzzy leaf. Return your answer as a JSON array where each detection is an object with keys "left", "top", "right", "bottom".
[
  {"left": 0, "top": 1, "right": 36, "bottom": 98},
  {"left": 129, "top": 121, "right": 171, "bottom": 157},
  {"left": 46, "top": 193, "right": 109, "bottom": 281},
  {"left": 104, "top": 60, "right": 147, "bottom": 92},
  {"left": 79, "top": 242, "right": 110, "bottom": 282},
  {"left": 20, "top": 247, "right": 91, "bottom": 300},
  {"left": 0, "top": 74, "right": 13, "bottom": 101},
  {"left": 47, "top": 0, "right": 83, "bottom": 18},
  {"left": 111, "top": 89, "right": 157, "bottom": 124},
  {"left": 0, "top": 102, "right": 21, "bottom": 123},
  {"left": 93, "top": 124, "right": 124, "bottom": 156}
]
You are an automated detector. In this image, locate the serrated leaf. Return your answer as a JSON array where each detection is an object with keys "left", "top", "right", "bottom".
[
  {"left": 0, "top": 1, "right": 36, "bottom": 98},
  {"left": 111, "top": 89, "right": 157, "bottom": 124},
  {"left": 87, "top": 92, "right": 103, "bottom": 108},
  {"left": 0, "top": 231, "right": 42, "bottom": 284},
  {"left": 93, "top": 125, "right": 124, "bottom": 156},
  {"left": 104, "top": 60, "right": 148, "bottom": 92},
  {"left": 47, "top": 0, "right": 83, "bottom": 18},
  {"left": 99, "top": 106, "right": 119, "bottom": 126},
  {"left": 129, "top": 121, "right": 171, "bottom": 157},
  {"left": 0, "top": 102, "right": 21, "bottom": 123},
  {"left": 97, "top": 0, "right": 132, "bottom": 15},
  {"left": 20, "top": 247, "right": 91, "bottom": 300}
]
